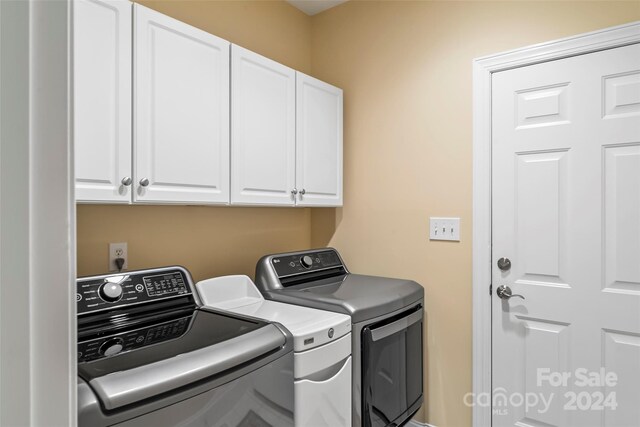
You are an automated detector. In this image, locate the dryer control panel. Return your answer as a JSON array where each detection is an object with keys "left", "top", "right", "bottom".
[
  {"left": 256, "top": 248, "right": 349, "bottom": 290},
  {"left": 271, "top": 249, "right": 343, "bottom": 278},
  {"left": 76, "top": 267, "right": 194, "bottom": 315}
]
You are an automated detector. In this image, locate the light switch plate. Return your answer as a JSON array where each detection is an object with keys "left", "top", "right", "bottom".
[{"left": 429, "top": 217, "right": 460, "bottom": 241}]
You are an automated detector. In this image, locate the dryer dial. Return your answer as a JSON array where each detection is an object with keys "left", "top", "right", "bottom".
[{"left": 300, "top": 255, "right": 314, "bottom": 269}]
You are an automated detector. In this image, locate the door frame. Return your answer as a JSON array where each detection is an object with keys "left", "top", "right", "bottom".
[
  {"left": 471, "top": 21, "right": 640, "bottom": 427},
  {"left": 0, "top": 1, "right": 76, "bottom": 425}
]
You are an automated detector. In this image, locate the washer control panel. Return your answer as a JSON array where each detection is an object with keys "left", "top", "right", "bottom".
[
  {"left": 271, "top": 249, "right": 343, "bottom": 278},
  {"left": 77, "top": 267, "right": 193, "bottom": 315},
  {"left": 77, "top": 315, "right": 191, "bottom": 362}
]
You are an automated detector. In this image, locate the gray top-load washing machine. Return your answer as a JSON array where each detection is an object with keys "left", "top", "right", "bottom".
[
  {"left": 77, "top": 266, "right": 294, "bottom": 427},
  {"left": 255, "top": 248, "right": 424, "bottom": 427}
]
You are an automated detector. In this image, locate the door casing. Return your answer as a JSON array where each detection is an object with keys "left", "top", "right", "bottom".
[{"left": 471, "top": 21, "right": 640, "bottom": 427}]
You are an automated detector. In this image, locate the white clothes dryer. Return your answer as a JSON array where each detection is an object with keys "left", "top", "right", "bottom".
[{"left": 196, "top": 275, "right": 352, "bottom": 427}]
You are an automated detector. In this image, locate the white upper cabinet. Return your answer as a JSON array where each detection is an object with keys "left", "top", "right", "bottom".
[
  {"left": 134, "top": 4, "right": 230, "bottom": 204},
  {"left": 231, "top": 45, "right": 297, "bottom": 206},
  {"left": 74, "top": 5, "right": 342, "bottom": 207},
  {"left": 295, "top": 73, "right": 343, "bottom": 207},
  {"left": 74, "top": 0, "right": 132, "bottom": 203}
]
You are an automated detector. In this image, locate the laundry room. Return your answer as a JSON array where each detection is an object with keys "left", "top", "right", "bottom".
[{"left": 1, "top": 1, "right": 639, "bottom": 427}]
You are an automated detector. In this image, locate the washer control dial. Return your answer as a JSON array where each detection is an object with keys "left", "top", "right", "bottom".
[
  {"left": 99, "top": 282, "right": 123, "bottom": 303},
  {"left": 300, "top": 255, "right": 314, "bottom": 269},
  {"left": 99, "top": 337, "right": 124, "bottom": 357}
]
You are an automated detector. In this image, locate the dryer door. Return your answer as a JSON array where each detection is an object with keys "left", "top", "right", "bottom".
[{"left": 362, "top": 305, "right": 423, "bottom": 427}]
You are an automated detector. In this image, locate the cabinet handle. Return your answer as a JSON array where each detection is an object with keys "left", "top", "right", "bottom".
[
  {"left": 299, "top": 189, "right": 306, "bottom": 195},
  {"left": 291, "top": 188, "right": 298, "bottom": 195},
  {"left": 121, "top": 177, "right": 132, "bottom": 186},
  {"left": 139, "top": 178, "right": 150, "bottom": 187}
]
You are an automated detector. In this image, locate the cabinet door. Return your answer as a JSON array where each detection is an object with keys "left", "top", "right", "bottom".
[
  {"left": 134, "top": 5, "right": 230, "bottom": 204},
  {"left": 295, "top": 73, "right": 343, "bottom": 207},
  {"left": 74, "top": 0, "right": 132, "bottom": 203},
  {"left": 231, "top": 45, "right": 296, "bottom": 206}
]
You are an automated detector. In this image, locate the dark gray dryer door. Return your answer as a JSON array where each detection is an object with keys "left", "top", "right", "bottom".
[{"left": 362, "top": 305, "right": 423, "bottom": 427}]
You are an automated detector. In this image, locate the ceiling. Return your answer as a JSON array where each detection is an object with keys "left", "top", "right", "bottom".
[{"left": 286, "top": 0, "right": 348, "bottom": 16}]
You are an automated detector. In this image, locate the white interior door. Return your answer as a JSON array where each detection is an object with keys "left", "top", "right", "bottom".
[
  {"left": 230, "top": 45, "right": 296, "bottom": 206},
  {"left": 134, "top": 4, "right": 230, "bottom": 204},
  {"left": 295, "top": 72, "right": 343, "bottom": 207},
  {"left": 74, "top": 0, "right": 132, "bottom": 203},
  {"left": 492, "top": 43, "right": 640, "bottom": 427}
]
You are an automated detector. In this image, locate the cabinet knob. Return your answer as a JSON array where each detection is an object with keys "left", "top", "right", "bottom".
[
  {"left": 291, "top": 188, "right": 298, "bottom": 195},
  {"left": 139, "top": 178, "right": 150, "bottom": 187},
  {"left": 121, "top": 176, "right": 132, "bottom": 186},
  {"left": 299, "top": 189, "right": 306, "bottom": 195}
]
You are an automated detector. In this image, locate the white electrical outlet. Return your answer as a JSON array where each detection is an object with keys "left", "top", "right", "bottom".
[
  {"left": 109, "top": 242, "right": 128, "bottom": 271},
  {"left": 429, "top": 217, "right": 461, "bottom": 241}
]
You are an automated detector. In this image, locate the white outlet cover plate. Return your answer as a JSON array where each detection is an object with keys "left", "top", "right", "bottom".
[
  {"left": 109, "top": 242, "right": 128, "bottom": 271},
  {"left": 429, "top": 217, "right": 461, "bottom": 241}
]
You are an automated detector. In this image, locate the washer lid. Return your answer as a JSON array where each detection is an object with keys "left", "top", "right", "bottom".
[
  {"left": 196, "top": 275, "right": 351, "bottom": 352},
  {"left": 262, "top": 274, "right": 424, "bottom": 323},
  {"left": 226, "top": 300, "right": 351, "bottom": 352},
  {"left": 78, "top": 308, "right": 286, "bottom": 410}
]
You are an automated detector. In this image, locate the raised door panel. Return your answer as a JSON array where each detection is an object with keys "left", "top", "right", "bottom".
[
  {"left": 74, "top": 0, "right": 132, "bottom": 203},
  {"left": 295, "top": 73, "right": 343, "bottom": 207},
  {"left": 604, "top": 144, "right": 640, "bottom": 294},
  {"left": 231, "top": 45, "right": 296, "bottom": 206},
  {"left": 134, "top": 5, "right": 230, "bottom": 204}
]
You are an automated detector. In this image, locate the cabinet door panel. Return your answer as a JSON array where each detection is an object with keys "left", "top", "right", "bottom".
[
  {"left": 134, "top": 4, "right": 230, "bottom": 204},
  {"left": 231, "top": 45, "right": 296, "bottom": 206},
  {"left": 296, "top": 73, "right": 343, "bottom": 207},
  {"left": 74, "top": 0, "right": 132, "bottom": 203}
]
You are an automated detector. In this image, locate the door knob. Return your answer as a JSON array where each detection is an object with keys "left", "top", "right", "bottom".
[
  {"left": 139, "top": 178, "right": 150, "bottom": 187},
  {"left": 497, "top": 257, "right": 511, "bottom": 271},
  {"left": 291, "top": 188, "right": 298, "bottom": 195},
  {"left": 121, "top": 176, "right": 132, "bottom": 186},
  {"left": 496, "top": 285, "right": 525, "bottom": 300},
  {"left": 299, "top": 189, "right": 306, "bottom": 195}
]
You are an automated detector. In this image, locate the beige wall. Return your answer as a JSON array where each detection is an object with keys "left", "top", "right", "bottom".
[
  {"left": 309, "top": 1, "right": 640, "bottom": 426},
  {"left": 136, "top": 0, "right": 312, "bottom": 73},
  {"left": 77, "top": 205, "right": 311, "bottom": 280},
  {"left": 76, "top": 0, "right": 313, "bottom": 281},
  {"left": 76, "top": 1, "right": 640, "bottom": 426}
]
